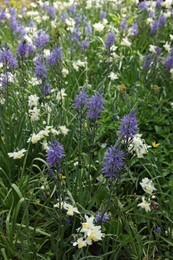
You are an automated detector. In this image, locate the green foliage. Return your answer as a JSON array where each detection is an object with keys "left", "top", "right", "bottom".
[{"left": 0, "top": 0, "right": 173, "bottom": 259}]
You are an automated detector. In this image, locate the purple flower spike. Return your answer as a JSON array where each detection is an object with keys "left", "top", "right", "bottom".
[
  {"left": 100, "top": 11, "right": 106, "bottom": 20},
  {"left": 138, "top": 1, "right": 148, "bottom": 10},
  {"left": 118, "top": 111, "right": 138, "bottom": 142},
  {"left": 35, "top": 58, "right": 47, "bottom": 79},
  {"left": 34, "top": 30, "right": 50, "bottom": 48},
  {"left": 74, "top": 87, "right": 88, "bottom": 110},
  {"left": 105, "top": 31, "right": 115, "bottom": 49},
  {"left": 46, "top": 140, "right": 65, "bottom": 168},
  {"left": 102, "top": 146, "right": 124, "bottom": 180},
  {"left": 95, "top": 210, "right": 109, "bottom": 224},
  {"left": 150, "top": 20, "right": 159, "bottom": 34},
  {"left": 87, "top": 92, "right": 104, "bottom": 121},
  {"left": 0, "top": 48, "right": 17, "bottom": 69},
  {"left": 81, "top": 40, "right": 89, "bottom": 50},
  {"left": 164, "top": 53, "right": 173, "bottom": 70},
  {"left": 47, "top": 46, "right": 62, "bottom": 66}
]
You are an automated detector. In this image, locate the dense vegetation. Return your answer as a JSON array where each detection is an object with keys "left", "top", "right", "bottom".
[{"left": 0, "top": 0, "right": 173, "bottom": 259}]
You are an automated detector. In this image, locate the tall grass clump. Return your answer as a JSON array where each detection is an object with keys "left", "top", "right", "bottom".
[{"left": 0, "top": 0, "right": 173, "bottom": 259}]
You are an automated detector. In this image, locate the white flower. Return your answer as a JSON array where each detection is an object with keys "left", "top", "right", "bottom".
[
  {"left": 80, "top": 215, "right": 105, "bottom": 244},
  {"left": 0, "top": 96, "right": 5, "bottom": 105},
  {"left": 29, "top": 107, "right": 40, "bottom": 121},
  {"left": 149, "top": 45, "right": 158, "bottom": 53},
  {"left": 93, "top": 22, "right": 104, "bottom": 32},
  {"left": 161, "top": 0, "right": 173, "bottom": 9},
  {"left": 65, "top": 18, "right": 75, "bottom": 32},
  {"left": 63, "top": 202, "right": 80, "bottom": 216},
  {"left": 81, "top": 215, "right": 95, "bottom": 233},
  {"left": 59, "top": 125, "right": 69, "bottom": 136},
  {"left": 54, "top": 201, "right": 80, "bottom": 216},
  {"left": 72, "top": 60, "right": 87, "bottom": 71},
  {"left": 140, "top": 178, "right": 156, "bottom": 195},
  {"left": 62, "top": 68, "right": 69, "bottom": 77},
  {"left": 43, "top": 49, "right": 50, "bottom": 57},
  {"left": 73, "top": 237, "right": 87, "bottom": 248},
  {"left": 28, "top": 94, "right": 39, "bottom": 108},
  {"left": 121, "top": 37, "right": 131, "bottom": 47},
  {"left": 163, "top": 42, "right": 171, "bottom": 52},
  {"left": 108, "top": 72, "right": 118, "bottom": 81},
  {"left": 170, "top": 68, "right": 173, "bottom": 80},
  {"left": 56, "top": 89, "right": 67, "bottom": 101},
  {"left": 170, "top": 34, "right": 173, "bottom": 41},
  {"left": 86, "top": 225, "right": 105, "bottom": 243},
  {"left": 138, "top": 196, "right": 151, "bottom": 212},
  {"left": 42, "top": 140, "right": 48, "bottom": 150},
  {"left": 129, "top": 134, "right": 150, "bottom": 158},
  {"left": 27, "top": 133, "right": 42, "bottom": 144},
  {"left": 50, "top": 128, "right": 60, "bottom": 136},
  {"left": 8, "top": 148, "right": 27, "bottom": 159}
]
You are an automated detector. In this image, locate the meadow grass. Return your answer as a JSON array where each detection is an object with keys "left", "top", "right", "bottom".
[{"left": 0, "top": 0, "right": 173, "bottom": 259}]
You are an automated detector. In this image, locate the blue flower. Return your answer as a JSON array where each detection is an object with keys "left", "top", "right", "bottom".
[
  {"left": 46, "top": 140, "right": 65, "bottom": 168},
  {"left": 87, "top": 92, "right": 104, "bottom": 121},
  {"left": 100, "top": 11, "right": 106, "bottom": 20},
  {"left": 74, "top": 87, "right": 88, "bottom": 110},
  {"left": 0, "top": 48, "right": 17, "bottom": 69},
  {"left": 102, "top": 146, "right": 124, "bottom": 180},
  {"left": 42, "top": 3, "right": 56, "bottom": 19},
  {"left": 95, "top": 210, "right": 109, "bottom": 224},
  {"left": 47, "top": 46, "right": 62, "bottom": 66},
  {"left": 40, "top": 82, "right": 51, "bottom": 97},
  {"left": 17, "top": 41, "right": 35, "bottom": 57},
  {"left": 105, "top": 31, "right": 115, "bottom": 49},
  {"left": 118, "top": 111, "right": 138, "bottom": 142},
  {"left": 35, "top": 58, "right": 47, "bottom": 79},
  {"left": 164, "top": 52, "right": 173, "bottom": 70},
  {"left": 81, "top": 40, "right": 89, "bottom": 50},
  {"left": 34, "top": 30, "right": 50, "bottom": 48}
]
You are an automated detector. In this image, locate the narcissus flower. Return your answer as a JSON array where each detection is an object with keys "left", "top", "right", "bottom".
[
  {"left": 138, "top": 196, "right": 151, "bottom": 212},
  {"left": 140, "top": 178, "right": 156, "bottom": 195},
  {"left": 8, "top": 148, "right": 26, "bottom": 159}
]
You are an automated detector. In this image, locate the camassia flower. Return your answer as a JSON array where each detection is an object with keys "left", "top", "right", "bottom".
[
  {"left": 46, "top": 140, "right": 65, "bottom": 168},
  {"left": 87, "top": 92, "right": 104, "bottom": 121},
  {"left": 0, "top": 48, "right": 17, "bottom": 69},
  {"left": 118, "top": 110, "right": 138, "bottom": 142},
  {"left": 102, "top": 146, "right": 124, "bottom": 180}
]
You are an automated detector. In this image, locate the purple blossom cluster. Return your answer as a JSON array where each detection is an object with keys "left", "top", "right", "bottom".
[
  {"left": 118, "top": 111, "right": 138, "bottom": 142},
  {"left": 47, "top": 46, "right": 62, "bottom": 66},
  {"left": 34, "top": 30, "right": 50, "bottom": 48},
  {"left": 105, "top": 31, "right": 115, "bottom": 49},
  {"left": 138, "top": 1, "right": 148, "bottom": 10},
  {"left": 0, "top": 48, "right": 17, "bottom": 69},
  {"left": 17, "top": 41, "right": 35, "bottom": 57},
  {"left": 130, "top": 23, "right": 139, "bottom": 36},
  {"left": 87, "top": 92, "right": 104, "bottom": 121},
  {"left": 42, "top": 3, "right": 56, "bottom": 19},
  {"left": 0, "top": 7, "right": 6, "bottom": 21},
  {"left": 102, "top": 146, "right": 124, "bottom": 180},
  {"left": 100, "top": 11, "right": 106, "bottom": 20},
  {"left": 164, "top": 52, "right": 173, "bottom": 70},
  {"left": 35, "top": 58, "right": 47, "bottom": 79},
  {"left": 95, "top": 210, "right": 109, "bottom": 224},
  {"left": 74, "top": 88, "right": 88, "bottom": 109},
  {"left": 150, "top": 14, "right": 166, "bottom": 34},
  {"left": 40, "top": 82, "right": 51, "bottom": 97},
  {"left": 46, "top": 140, "right": 65, "bottom": 168}
]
